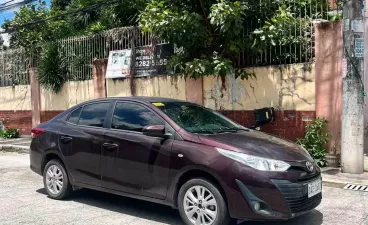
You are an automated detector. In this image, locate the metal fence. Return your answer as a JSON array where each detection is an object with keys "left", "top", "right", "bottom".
[
  {"left": 0, "top": 48, "right": 30, "bottom": 86},
  {"left": 0, "top": 0, "right": 342, "bottom": 86},
  {"left": 239, "top": 0, "right": 341, "bottom": 67},
  {"left": 58, "top": 27, "right": 166, "bottom": 81}
]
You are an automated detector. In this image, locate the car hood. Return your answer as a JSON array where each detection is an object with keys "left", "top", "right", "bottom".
[{"left": 198, "top": 130, "right": 312, "bottom": 161}]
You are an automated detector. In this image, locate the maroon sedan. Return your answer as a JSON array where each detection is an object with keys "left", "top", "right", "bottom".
[{"left": 30, "top": 97, "right": 322, "bottom": 225}]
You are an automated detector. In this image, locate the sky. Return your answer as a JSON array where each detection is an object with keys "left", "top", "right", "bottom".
[{"left": 0, "top": 0, "right": 51, "bottom": 45}]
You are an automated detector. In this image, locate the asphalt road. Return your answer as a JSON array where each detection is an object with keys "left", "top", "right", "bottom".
[{"left": 1, "top": 152, "right": 367, "bottom": 225}]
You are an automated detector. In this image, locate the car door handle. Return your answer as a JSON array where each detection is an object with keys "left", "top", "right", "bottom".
[
  {"left": 60, "top": 136, "right": 72, "bottom": 143},
  {"left": 102, "top": 142, "right": 118, "bottom": 150}
]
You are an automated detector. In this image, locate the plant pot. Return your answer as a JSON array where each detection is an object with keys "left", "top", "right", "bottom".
[{"left": 325, "top": 153, "right": 340, "bottom": 167}]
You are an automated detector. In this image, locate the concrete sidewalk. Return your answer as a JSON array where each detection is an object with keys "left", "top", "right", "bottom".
[
  {"left": 0, "top": 136, "right": 31, "bottom": 153},
  {"left": 321, "top": 167, "right": 368, "bottom": 188}
]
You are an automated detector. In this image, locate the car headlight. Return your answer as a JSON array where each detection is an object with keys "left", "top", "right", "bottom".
[{"left": 216, "top": 148, "right": 290, "bottom": 171}]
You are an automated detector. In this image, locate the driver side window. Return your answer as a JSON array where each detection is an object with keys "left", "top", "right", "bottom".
[{"left": 111, "top": 102, "right": 164, "bottom": 132}]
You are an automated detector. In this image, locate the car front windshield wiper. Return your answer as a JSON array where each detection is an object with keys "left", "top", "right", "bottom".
[
  {"left": 213, "top": 127, "right": 250, "bottom": 133},
  {"left": 192, "top": 130, "right": 216, "bottom": 134}
]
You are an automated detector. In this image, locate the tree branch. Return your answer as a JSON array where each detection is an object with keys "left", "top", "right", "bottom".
[{"left": 198, "top": 0, "right": 211, "bottom": 29}]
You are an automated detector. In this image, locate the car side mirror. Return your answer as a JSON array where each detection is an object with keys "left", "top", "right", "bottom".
[{"left": 142, "top": 125, "right": 172, "bottom": 138}]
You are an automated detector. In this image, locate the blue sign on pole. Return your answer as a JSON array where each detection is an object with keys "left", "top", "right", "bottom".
[{"left": 355, "top": 38, "right": 364, "bottom": 58}]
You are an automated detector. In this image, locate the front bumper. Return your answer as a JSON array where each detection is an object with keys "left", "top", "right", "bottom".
[
  {"left": 236, "top": 177, "right": 322, "bottom": 220},
  {"left": 233, "top": 176, "right": 322, "bottom": 221},
  {"left": 223, "top": 161, "right": 322, "bottom": 221},
  {"left": 271, "top": 178, "right": 322, "bottom": 216}
]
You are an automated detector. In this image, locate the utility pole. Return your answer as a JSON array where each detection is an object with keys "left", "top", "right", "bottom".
[{"left": 341, "top": 0, "right": 364, "bottom": 174}]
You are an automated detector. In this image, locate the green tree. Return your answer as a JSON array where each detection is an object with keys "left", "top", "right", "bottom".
[
  {"left": 61, "top": 0, "right": 147, "bottom": 35},
  {"left": 2, "top": 1, "right": 71, "bottom": 55},
  {"left": 139, "top": 0, "right": 324, "bottom": 79},
  {"left": 2, "top": 0, "right": 147, "bottom": 50},
  {"left": 2, "top": 0, "right": 326, "bottom": 84},
  {"left": 51, "top": 0, "right": 72, "bottom": 10}
]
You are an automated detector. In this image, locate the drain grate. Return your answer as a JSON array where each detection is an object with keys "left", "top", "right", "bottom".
[{"left": 344, "top": 184, "right": 368, "bottom": 192}]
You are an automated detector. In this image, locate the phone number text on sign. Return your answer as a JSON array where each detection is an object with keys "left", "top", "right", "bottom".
[
  {"left": 134, "top": 44, "right": 174, "bottom": 77},
  {"left": 135, "top": 59, "right": 168, "bottom": 68}
]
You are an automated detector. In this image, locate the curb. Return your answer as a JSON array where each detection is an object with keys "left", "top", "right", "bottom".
[
  {"left": 321, "top": 175, "right": 368, "bottom": 188},
  {"left": 321, "top": 179, "right": 347, "bottom": 188},
  {"left": 0, "top": 145, "right": 29, "bottom": 154}
]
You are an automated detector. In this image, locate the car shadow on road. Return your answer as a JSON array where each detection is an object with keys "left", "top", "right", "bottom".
[
  {"left": 37, "top": 188, "right": 184, "bottom": 224},
  {"left": 36, "top": 188, "right": 323, "bottom": 225},
  {"left": 244, "top": 210, "right": 323, "bottom": 225}
]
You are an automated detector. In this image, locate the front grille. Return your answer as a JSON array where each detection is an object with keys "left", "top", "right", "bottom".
[
  {"left": 272, "top": 178, "right": 322, "bottom": 213},
  {"left": 298, "top": 171, "right": 321, "bottom": 182},
  {"left": 287, "top": 193, "right": 322, "bottom": 213}
]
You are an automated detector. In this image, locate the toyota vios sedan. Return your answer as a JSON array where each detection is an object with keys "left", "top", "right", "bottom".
[{"left": 30, "top": 97, "right": 322, "bottom": 225}]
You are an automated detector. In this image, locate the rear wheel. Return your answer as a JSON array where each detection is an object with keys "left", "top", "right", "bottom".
[
  {"left": 43, "top": 159, "right": 72, "bottom": 199},
  {"left": 178, "top": 178, "right": 231, "bottom": 225}
]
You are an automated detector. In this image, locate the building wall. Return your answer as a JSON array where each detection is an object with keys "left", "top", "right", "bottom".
[
  {"left": 39, "top": 80, "right": 95, "bottom": 127},
  {"left": 0, "top": 85, "right": 31, "bottom": 110},
  {"left": 41, "top": 80, "right": 94, "bottom": 111},
  {"left": 203, "top": 63, "right": 315, "bottom": 111},
  {"left": 0, "top": 80, "right": 94, "bottom": 135},
  {"left": 201, "top": 63, "right": 315, "bottom": 141},
  {"left": 106, "top": 75, "right": 187, "bottom": 100},
  {"left": 315, "top": 21, "right": 343, "bottom": 154},
  {"left": 0, "top": 110, "right": 32, "bottom": 134},
  {"left": 0, "top": 85, "right": 32, "bottom": 134}
]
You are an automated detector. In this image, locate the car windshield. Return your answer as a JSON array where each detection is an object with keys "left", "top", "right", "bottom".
[{"left": 152, "top": 101, "right": 241, "bottom": 134}]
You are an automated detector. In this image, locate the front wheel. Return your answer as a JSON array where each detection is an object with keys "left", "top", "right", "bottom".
[
  {"left": 43, "top": 159, "right": 72, "bottom": 200},
  {"left": 178, "top": 178, "right": 231, "bottom": 225}
]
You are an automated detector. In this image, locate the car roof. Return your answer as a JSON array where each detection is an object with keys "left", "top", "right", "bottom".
[{"left": 85, "top": 96, "right": 187, "bottom": 104}]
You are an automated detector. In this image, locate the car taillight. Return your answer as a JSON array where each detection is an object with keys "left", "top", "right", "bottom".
[{"left": 31, "top": 128, "right": 44, "bottom": 138}]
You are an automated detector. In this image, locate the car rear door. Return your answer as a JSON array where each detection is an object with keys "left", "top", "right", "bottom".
[
  {"left": 101, "top": 101, "right": 173, "bottom": 199},
  {"left": 59, "top": 101, "right": 112, "bottom": 187}
]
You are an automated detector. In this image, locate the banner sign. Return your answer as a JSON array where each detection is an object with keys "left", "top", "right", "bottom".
[
  {"left": 106, "top": 44, "right": 174, "bottom": 79},
  {"left": 135, "top": 44, "right": 174, "bottom": 77},
  {"left": 106, "top": 49, "right": 132, "bottom": 78}
]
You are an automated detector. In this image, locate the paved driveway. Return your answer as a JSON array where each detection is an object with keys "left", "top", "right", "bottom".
[{"left": 0, "top": 152, "right": 367, "bottom": 225}]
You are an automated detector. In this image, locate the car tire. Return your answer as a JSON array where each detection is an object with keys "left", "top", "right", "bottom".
[
  {"left": 43, "top": 159, "right": 72, "bottom": 200},
  {"left": 178, "top": 178, "right": 231, "bottom": 225}
]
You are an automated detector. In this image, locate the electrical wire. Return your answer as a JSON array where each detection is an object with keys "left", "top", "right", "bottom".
[
  {"left": 0, "top": 0, "right": 36, "bottom": 12},
  {"left": 0, "top": 0, "right": 18, "bottom": 6},
  {"left": 0, "top": 0, "right": 122, "bottom": 34}
]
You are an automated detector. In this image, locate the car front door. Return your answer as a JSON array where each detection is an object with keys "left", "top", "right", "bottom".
[
  {"left": 101, "top": 101, "right": 173, "bottom": 199},
  {"left": 60, "top": 101, "right": 112, "bottom": 187}
]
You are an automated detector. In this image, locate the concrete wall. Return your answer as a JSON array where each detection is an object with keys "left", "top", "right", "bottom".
[
  {"left": 203, "top": 63, "right": 315, "bottom": 111},
  {"left": 0, "top": 85, "right": 31, "bottom": 110},
  {"left": 0, "top": 85, "right": 32, "bottom": 133},
  {"left": 315, "top": 21, "right": 343, "bottom": 154},
  {"left": 201, "top": 63, "right": 316, "bottom": 141},
  {"left": 107, "top": 75, "right": 187, "bottom": 100},
  {"left": 41, "top": 80, "right": 94, "bottom": 111}
]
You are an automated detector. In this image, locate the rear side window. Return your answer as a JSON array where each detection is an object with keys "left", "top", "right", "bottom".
[
  {"left": 78, "top": 102, "right": 110, "bottom": 127},
  {"left": 68, "top": 107, "right": 82, "bottom": 124},
  {"left": 111, "top": 102, "right": 163, "bottom": 132}
]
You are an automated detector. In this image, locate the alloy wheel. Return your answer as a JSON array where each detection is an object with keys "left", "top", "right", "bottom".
[
  {"left": 183, "top": 185, "right": 218, "bottom": 225},
  {"left": 45, "top": 165, "right": 63, "bottom": 195}
]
